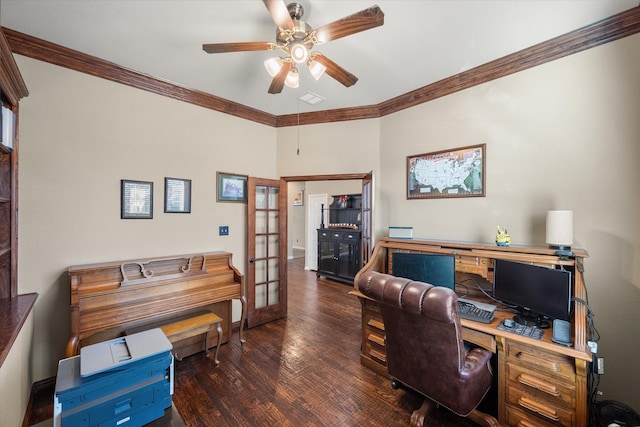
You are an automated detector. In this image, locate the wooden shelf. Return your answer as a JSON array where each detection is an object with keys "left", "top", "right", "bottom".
[{"left": 0, "top": 293, "right": 38, "bottom": 368}]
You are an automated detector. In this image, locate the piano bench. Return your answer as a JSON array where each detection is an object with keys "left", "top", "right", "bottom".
[{"left": 160, "top": 311, "right": 223, "bottom": 365}]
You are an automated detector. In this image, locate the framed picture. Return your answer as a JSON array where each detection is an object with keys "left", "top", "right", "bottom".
[
  {"left": 164, "top": 177, "right": 191, "bottom": 213},
  {"left": 293, "top": 190, "right": 304, "bottom": 206},
  {"left": 216, "top": 172, "right": 248, "bottom": 203},
  {"left": 121, "top": 180, "right": 153, "bottom": 219},
  {"left": 407, "top": 143, "right": 485, "bottom": 199}
]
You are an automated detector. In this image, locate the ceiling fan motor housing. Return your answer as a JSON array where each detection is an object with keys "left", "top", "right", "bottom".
[
  {"left": 276, "top": 18, "right": 314, "bottom": 64},
  {"left": 287, "top": 2, "right": 304, "bottom": 20}
]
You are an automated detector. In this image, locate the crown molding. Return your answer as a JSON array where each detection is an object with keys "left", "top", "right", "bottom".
[
  {"left": 2, "top": 27, "right": 277, "bottom": 126},
  {"left": 2, "top": 6, "right": 638, "bottom": 127},
  {"left": 378, "top": 6, "right": 640, "bottom": 117},
  {"left": 0, "top": 28, "right": 29, "bottom": 105}
]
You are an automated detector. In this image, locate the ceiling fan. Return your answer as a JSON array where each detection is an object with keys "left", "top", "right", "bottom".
[{"left": 202, "top": 0, "right": 384, "bottom": 94}]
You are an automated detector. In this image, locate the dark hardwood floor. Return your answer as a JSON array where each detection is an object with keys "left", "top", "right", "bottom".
[{"left": 28, "top": 257, "right": 483, "bottom": 426}]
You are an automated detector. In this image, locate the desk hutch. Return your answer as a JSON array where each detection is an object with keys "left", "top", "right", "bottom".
[{"left": 352, "top": 238, "right": 592, "bottom": 427}]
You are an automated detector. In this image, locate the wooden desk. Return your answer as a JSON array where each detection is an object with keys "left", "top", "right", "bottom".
[{"left": 352, "top": 238, "right": 591, "bottom": 427}]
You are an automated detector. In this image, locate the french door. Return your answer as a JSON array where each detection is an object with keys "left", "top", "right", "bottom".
[
  {"left": 361, "top": 172, "right": 374, "bottom": 264},
  {"left": 246, "top": 177, "right": 287, "bottom": 328}
]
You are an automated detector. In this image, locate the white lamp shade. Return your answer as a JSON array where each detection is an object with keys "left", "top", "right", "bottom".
[
  {"left": 264, "top": 57, "right": 283, "bottom": 77},
  {"left": 308, "top": 59, "right": 326, "bottom": 80},
  {"left": 285, "top": 68, "right": 299, "bottom": 88},
  {"left": 546, "top": 210, "right": 574, "bottom": 246}
]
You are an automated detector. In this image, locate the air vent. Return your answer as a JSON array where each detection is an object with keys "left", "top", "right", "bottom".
[{"left": 299, "top": 92, "right": 325, "bottom": 105}]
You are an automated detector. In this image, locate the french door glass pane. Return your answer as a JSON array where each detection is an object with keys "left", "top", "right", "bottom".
[
  {"left": 255, "top": 283, "right": 266, "bottom": 309},
  {"left": 256, "top": 186, "right": 267, "bottom": 209},
  {"left": 268, "top": 187, "right": 278, "bottom": 209}
]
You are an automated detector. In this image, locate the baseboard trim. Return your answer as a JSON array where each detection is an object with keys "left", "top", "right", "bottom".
[{"left": 23, "top": 376, "right": 56, "bottom": 427}]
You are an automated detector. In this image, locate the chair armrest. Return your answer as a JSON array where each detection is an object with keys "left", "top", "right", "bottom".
[{"left": 461, "top": 347, "right": 493, "bottom": 378}]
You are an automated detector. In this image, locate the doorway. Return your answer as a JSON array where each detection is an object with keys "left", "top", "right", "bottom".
[
  {"left": 306, "top": 193, "right": 328, "bottom": 270},
  {"left": 283, "top": 172, "right": 374, "bottom": 275}
]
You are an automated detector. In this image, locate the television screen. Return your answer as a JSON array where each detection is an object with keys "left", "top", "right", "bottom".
[
  {"left": 391, "top": 253, "right": 456, "bottom": 290},
  {"left": 493, "top": 259, "right": 572, "bottom": 323}
]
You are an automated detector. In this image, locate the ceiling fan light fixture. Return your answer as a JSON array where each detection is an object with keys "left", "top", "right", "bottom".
[
  {"left": 289, "top": 42, "right": 309, "bottom": 64},
  {"left": 264, "top": 56, "right": 284, "bottom": 77},
  {"left": 308, "top": 58, "right": 326, "bottom": 80},
  {"left": 285, "top": 67, "right": 300, "bottom": 88}
]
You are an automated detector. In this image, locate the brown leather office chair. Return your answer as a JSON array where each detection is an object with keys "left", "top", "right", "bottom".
[{"left": 358, "top": 271, "right": 499, "bottom": 427}]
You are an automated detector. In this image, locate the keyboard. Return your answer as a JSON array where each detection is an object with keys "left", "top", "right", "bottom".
[
  {"left": 457, "top": 298, "right": 496, "bottom": 323},
  {"left": 497, "top": 321, "right": 544, "bottom": 340}
]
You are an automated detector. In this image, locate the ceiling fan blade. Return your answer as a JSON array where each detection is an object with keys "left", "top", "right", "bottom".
[
  {"left": 314, "top": 5, "right": 384, "bottom": 43},
  {"left": 268, "top": 61, "right": 293, "bottom": 94},
  {"left": 203, "top": 41, "right": 274, "bottom": 54},
  {"left": 313, "top": 55, "right": 358, "bottom": 87},
  {"left": 263, "top": 0, "right": 294, "bottom": 30}
]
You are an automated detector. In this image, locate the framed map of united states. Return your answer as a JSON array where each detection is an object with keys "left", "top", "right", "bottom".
[{"left": 407, "top": 144, "right": 485, "bottom": 199}]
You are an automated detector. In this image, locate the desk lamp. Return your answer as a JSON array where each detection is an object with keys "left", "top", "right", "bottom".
[{"left": 546, "top": 210, "right": 574, "bottom": 257}]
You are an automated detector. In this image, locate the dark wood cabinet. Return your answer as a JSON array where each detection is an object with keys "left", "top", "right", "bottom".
[
  {"left": 317, "top": 228, "right": 362, "bottom": 284},
  {"left": 316, "top": 194, "right": 363, "bottom": 284},
  {"left": 325, "top": 193, "right": 362, "bottom": 228}
]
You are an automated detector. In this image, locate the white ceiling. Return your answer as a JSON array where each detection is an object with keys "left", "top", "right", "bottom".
[{"left": 1, "top": 0, "right": 638, "bottom": 116}]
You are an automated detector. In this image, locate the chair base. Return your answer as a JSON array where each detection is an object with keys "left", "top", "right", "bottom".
[
  {"left": 409, "top": 399, "right": 500, "bottom": 427},
  {"left": 410, "top": 399, "right": 435, "bottom": 426}
]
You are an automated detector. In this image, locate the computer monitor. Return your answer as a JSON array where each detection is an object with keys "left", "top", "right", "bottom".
[
  {"left": 493, "top": 259, "right": 572, "bottom": 327},
  {"left": 391, "top": 253, "right": 456, "bottom": 290}
]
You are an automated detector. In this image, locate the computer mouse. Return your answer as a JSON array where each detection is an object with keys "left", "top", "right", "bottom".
[{"left": 504, "top": 318, "right": 515, "bottom": 328}]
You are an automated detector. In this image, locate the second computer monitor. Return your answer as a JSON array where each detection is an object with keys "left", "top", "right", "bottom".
[{"left": 391, "top": 252, "right": 456, "bottom": 290}]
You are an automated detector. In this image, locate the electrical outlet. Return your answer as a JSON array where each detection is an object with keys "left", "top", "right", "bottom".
[
  {"left": 597, "top": 357, "right": 605, "bottom": 374},
  {"left": 219, "top": 226, "right": 229, "bottom": 236}
]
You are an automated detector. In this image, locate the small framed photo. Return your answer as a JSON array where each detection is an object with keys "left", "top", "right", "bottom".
[
  {"left": 121, "top": 180, "right": 153, "bottom": 219},
  {"left": 293, "top": 190, "right": 304, "bottom": 206},
  {"left": 407, "top": 143, "right": 486, "bottom": 199},
  {"left": 216, "top": 172, "right": 248, "bottom": 203},
  {"left": 164, "top": 177, "right": 191, "bottom": 213}
]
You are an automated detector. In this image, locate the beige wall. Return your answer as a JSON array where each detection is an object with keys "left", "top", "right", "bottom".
[
  {"left": 276, "top": 119, "right": 383, "bottom": 235},
  {"left": 378, "top": 34, "right": 640, "bottom": 408},
  {"left": 8, "top": 30, "right": 640, "bottom": 416},
  {"left": 0, "top": 313, "right": 33, "bottom": 427},
  {"left": 16, "top": 55, "right": 277, "bottom": 381}
]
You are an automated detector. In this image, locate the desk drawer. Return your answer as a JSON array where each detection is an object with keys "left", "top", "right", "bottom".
[
  {"left": 506, "top": 386, "right": 575, "bottom": 427},
  {"left": 506, "top": 341, "right": 575, "bottom": 383},
  {"left": 462, "top": 327, "right": 496, "bottom": 353},
  {"left": 364, "top": 332, "right": 386, "bottom": 363},
  {"left": 506, "top": 404, "right": 570, "bottom": 427},
  {"left": 507, "top": 363, "right": 575, "bottom": 407},
  {"left": 455, "top": 255, "right": 490, "bottom": 278},
  {"left": 362, "top": 302, "right": 386, "bottom": 366}
]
